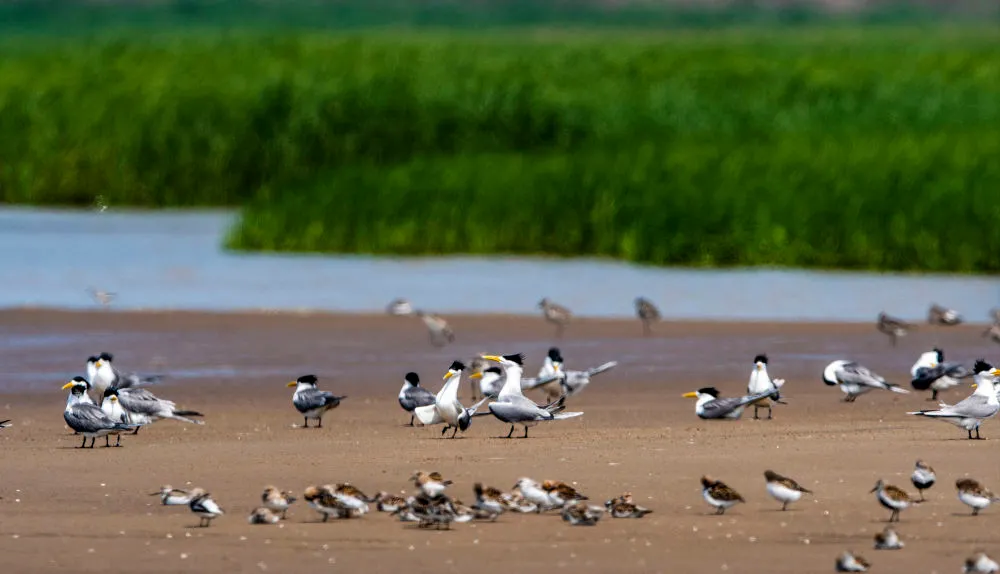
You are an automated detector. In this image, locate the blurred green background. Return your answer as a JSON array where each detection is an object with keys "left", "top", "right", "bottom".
[{"left": 3, "top": 1, "right": 999, "bottom": 272}]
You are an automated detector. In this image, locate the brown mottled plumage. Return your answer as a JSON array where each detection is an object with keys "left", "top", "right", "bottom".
[
  {"left": 701, "top": 476, "right": 745, "bottom": 515},
  {"left": 542, "top": 480, "right": 588, "bottom": 505},
  {"left": 871, "top": 479, "right": 912, "bottom": 522}
]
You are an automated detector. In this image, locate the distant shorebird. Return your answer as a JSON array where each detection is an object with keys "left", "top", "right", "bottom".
[
  {"left": 86, "top": 287, "right": 116, "bottom": 309},
  {"left": 763, "top": 470, "right": 812, "bottom": 511},
  {"left": 877, "top": 312, "right": 912, "bottom": 347},
  {"left": 836, "top": 551, "right": 871, "bottom": 572},
  {"left": 700, "top": 476, "right": 744, "bottom": 515},
  {"left": 983, "top": 323, "right": 1000, "bottom": 345},
  {"left": 538, "top": 298, "right": 572, "bottom": 338},
  {"left": 634, "top": 297, "right": 661, "bottom": 336},
  {"left": 386, "top": 298, "right": 414, "bottom": 316},
  {"left": 416, "top": 311, "right": 455, "bottom": 347},
  {"left": 870, "top": 479, "right": 912, "bottom": 523},
  {"left": 956, "top": 478, "right": 1000, "bottom": 516},
  {"left": 873, "top": 526, "right": 903, "bottom": 550},
  {"left": 928, "top": 304, "right": 962, "bottom": 326},
  {"left": 910, "top": 460, "right": 936, "bottom": 501},
  {"left": 965, "top": 552, "right": 1000, "bottom": 573},
  {"left": 822, "top": 360, "right": 909, "bottom": 402}
]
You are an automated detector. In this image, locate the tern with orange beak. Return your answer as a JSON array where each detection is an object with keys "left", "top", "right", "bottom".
[{"left": 481, "top": 353, "right": 583, "bottom": 438}]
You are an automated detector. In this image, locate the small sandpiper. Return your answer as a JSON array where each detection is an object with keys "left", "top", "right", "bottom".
[
  {"left": 701, "top": 476, "right": 745, "bottom": 515},
  {"left": 965, "top": 552, "right": 1000, "bottom": 573},
  {"left": 262, "top": 486, "right": 296, "bottom": 519},
  {"left": 870, "top": 479, "right": 912, "bottom": 523},
  {"left": 836, "top": 551, "right": 870, "bottom": 572},
  {"left": 873, "top": 526, "right": 903, "bottom": 550},
  {"left": 248, "top": 507, "right": 281, "bottom": 525},
  {"left": 763, "top": 470, "right": 812, "bottom": 511},
  {"left": 910, "top": 460, "right": 936, "bottom": 501},
  {"left": 956, "top": 478, "right": 1000, "bottom": 516}
]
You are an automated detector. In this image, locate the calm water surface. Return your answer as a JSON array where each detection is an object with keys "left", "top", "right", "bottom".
[{"left": 3, "top": 207, "right": 997, "bottom": 322}]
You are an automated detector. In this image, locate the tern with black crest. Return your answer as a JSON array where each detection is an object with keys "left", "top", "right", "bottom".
[
  {"left": 682, "top": 387, "right": 779, "bottom": 420},
  {"left": 62, "top": 377, "right": 135, "bottom": 448},
  {"left": 481, "top": 353, "right": 583, "bottom": 438},
  {"left": 287, "top": 375, "right": 345, "bottom": 428},
  {"left": 412, "top": 361, "right": 490, "bottom": 438},
  {"left": 822, "top": 360, "right": 909, "bottom": 402},
  {"left": 398, "top": 372, "right": 436, "bottom": 426},
  {"left": 91, "top": 353, "right": 163, "bottom": 399},
  {"left": 103, "top": 386, "right": 203, "bottom": 434},
  {"left": 747, "top": 354, "right": 787, "bottom": 420},
  {"left": 910, "top": 348, "right": 971, "bottom": 401},
  {"left": 907, "top": 360, "right": 1000, "bottom": 439}
]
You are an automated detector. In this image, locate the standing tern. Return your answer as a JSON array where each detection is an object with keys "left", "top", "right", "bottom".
[
  {"left": 62, "top": 377, "right": 136, "bottom": 448},
  {"left": 481, "top": 353, "right": 584, "bottom": 438},
  {"left": 521, "top": 347, "right": 617, "bottom": 400},
  {"left": 538, "top": 298, "right": 572, "bottom": 338},
  {"left": 103, "top": 386, "right": 203, "bottom": 434},
  {"left": 906, "top": 360, "right": 1000, "bottom": 439},
  {"left": 99, "top": 392, "right": 127, "bottom": 447},
  {"left": 682, "top": 387, "right": 779, "bottom": 420},
  {"left": 412, "top": 362, "right": 490, "bottom": 438},
  {"left": 746, "top": 354, "right": 787, "bottom": 420},
  {"left": 187, "top": 488, "right": 224, "bottom": 527},
  {"left": 288, "top": 375, "right": 346, "bottom": 428},
  {"left": 928, "top": 303, "right": 962, "bottom": 326},
  {"left": 398, "top": 372, "right": 436, "bottom": 426},
  {"left": 91, "top": 353, "right": 164, "bottom": 399},
  {"left": 822, "top": 360, "right": 909, "bottom": 402},
  {"left": 910, "top": 347, "right": 971, "bottom": 400},
  {"left": 877, "top": 312, "right": 912, "bottom": 347},
  {"left": 634, "top": 297, "right": 661, "bottom": 336}
]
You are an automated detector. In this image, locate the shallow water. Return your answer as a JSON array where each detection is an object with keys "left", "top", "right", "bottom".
[{"left": 2, "top": 207, "right": 997, "bottom": 322}]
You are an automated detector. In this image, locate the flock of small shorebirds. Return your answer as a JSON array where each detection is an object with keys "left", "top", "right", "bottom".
[{"left": 8, "top": 297, "right": 1000, "bottom": 572}]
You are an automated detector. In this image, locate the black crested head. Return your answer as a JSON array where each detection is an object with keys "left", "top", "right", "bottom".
[
  {"left": 87, "top": 355, "right": 99, "bottom": 363},
  {"left": 485, "top": 366, "right": 503, "bottom": 375},
  {"left": 98, "top": 352, "right": 113, "bottom": 362},
  {"left": 297, "top": 374, "right": 318, "bottom": 385},
  {"left": 697, "top": 387, "right": 720, "bottom": 398},
  {"left": 974, "top": 359, "right": 994, "bottom": 374},
  {"left": 502, "top": 353, "right": 525, "bottom": 366},
  {"left": 448, "top": 360, "right": 466, "bottom": 372},
  {"left": 753, "top": 354, "right": 768, "bottom": 364},
  {"left": 72, "top": 376, "right": 89, "bottom": 384},
  {"left": 547, "top": 347, "right": 561, "bottom": 360},
  {"left": 933, "top": 347, "right": 944, "bottom": 362},
  {"left": 103, "top": 387, "right": 119, "bottom": 398},
  {"left": 404, "top": 372, "right": 420, "bottom": 385}
]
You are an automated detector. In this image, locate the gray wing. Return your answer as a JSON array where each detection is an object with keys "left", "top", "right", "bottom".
[
  {"left": 521, "top": 373, "right": 561, "bottom": 391},
  {"left": 837, "top": 362, "right": 886, "bottom": 387},
  {"left": 64, "top": 403, "right": 122, "bottom": 433},
  {"left": 294, "top": 389, "right": 343, "bottom": 412},
  {"left": 938, "top": 394, "right": 1000, "bottom": 418},
  {"left": 942, "top": 362, "right": 972, "bottom": 378},
  {"left": 118, "top": 388, "right": 170, "bottom": 416},
  {"left": 700, "top": 391, "right": 776, "bottom": 420},
  {"left": 400, "top": 387, "right": 436, "bottom": 411}
]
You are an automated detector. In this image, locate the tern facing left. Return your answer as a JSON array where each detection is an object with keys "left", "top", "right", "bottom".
[
  {"left": 822, "top": 360, "right": 909, "bottom": 402},
  {"left": 907, "top": 360, "right": 1000, "bottom": 440},
  {"left": 62, "top": 378, "right": 136, "bottom": 448},
  {"left": 412, "top": 361, "right": 490, "bottom": 438},
  {"left": 682, "top": 387, "right": 779, "bottom": 420},
  {"left": 288, "top": 375, "right": 346, "bottom": 428}
]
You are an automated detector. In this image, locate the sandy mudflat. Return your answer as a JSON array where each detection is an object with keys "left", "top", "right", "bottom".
[{"left": 1, "top": 309, "right": 999, "bottom": 573}]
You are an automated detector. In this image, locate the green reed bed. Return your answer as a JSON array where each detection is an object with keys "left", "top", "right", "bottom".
[{"left": 3, "top": 26, "right": 999, "bottom": 270}]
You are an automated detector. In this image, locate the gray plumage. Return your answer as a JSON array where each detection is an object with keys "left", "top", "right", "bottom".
[
  {"left": 294, "top": 388, "right": 344, "bottom": 414},
  {"left": 912, "top": 363, "right": 972, "bottom": 389},
  {"left": 114, "top": 388, "right": 204, "bottom": 427},
  {"left": 399, "top": 386, "right": 436, "bottom": 412},
  {"left": 697, "top": 390, "right": 778, "bottom": 420},
  {"left": 64, "top": 403, "right": 134, "bottom": 447}
]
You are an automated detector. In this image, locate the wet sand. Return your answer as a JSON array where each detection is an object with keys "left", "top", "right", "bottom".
[{"left": 1, "top": 309, "right": 999, "bottom": 573}]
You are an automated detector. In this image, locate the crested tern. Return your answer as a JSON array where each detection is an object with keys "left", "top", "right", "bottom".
[
  {"left": 398, "top": 372, "right": 436, "bottom": 426},
  {"left": 62, "top": 378, "right": 135, "bottom": 448},
  {"left": 521, "top": 347, "right": 617, "bottom": 400},
  {"left": 911, "top": 347, "right": 971, "bottom": 400},
  {"left": 188, "top": 488, "right": 224, "bottom": 527},
  {"left": 288, "top": 375, "right": 346, "bottom": 428},
  {"left": 91, "top": 353, "right": 164, "bottom": 399},
  {"left": 415, "top": 311, "right": 455, "bottom": 347},
  {"left": 538, "top": 298, "right": 572, "bottom": 338},
  {"left": 928, "top": 303, "right": 962, "bottom": 326},
  {"left": 103, "top": 386, "right": 203, "bottom": 434},
  {"left": 910, "top": 460, "right": 935, "bottom": 501},
  {"left": 873, "top": 526, "right": 903, "bottom": 550},
  {"left": 682, "top": 387, "right": 779, "bottom": 420},
  {"left": 822, "top": 360, "right": 909, "bottom": 402},
  {"left": 877, "top": 312, "right": 912, "bottom": 347},
  {"left": 634, "top": 296, "right": 661, "bottom": 336},
  {"left": 870, "top": 479, "right": 912, "bottom": 522},
  {"left": 701, "top": 476, "right": 744, "bottom": 515},
  {"left": 99, "top": 392, "right": 127, "bottom": 447},
  {"left": 956, "top": 478, "right": 1000, "bottom": 516},
  {"left": 411, "top": 362, "right": 490, "bottom": 438},
  {"left": 469, "top": 366, "right": 504, "bottom": 399},
  {"left": 747, "top": 354, "right": 787, "bottom": 420},
  {"left": 907, "top": 360, "right": 1000, "bottom": 439},
  {"left": 763, "top": 470, "right": 812, "bottom": 511},
  {"left": 482, "top": 353, "right": 584, "bottom": 438}
]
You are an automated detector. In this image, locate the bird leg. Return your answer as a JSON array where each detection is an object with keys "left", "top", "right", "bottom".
[
  {"left": 716, "top": 507, "right": 725, "bottom": 515},
  {"left": 976, "top": 427, "right": 984, "bottom": 440},
  {"left": 105, "top": 436, "right": 111, "bottom": 448},
  {"left": 974, "top": 507, "right": 980, "bottom": 516},
  {"left": 303, "top": 417, "right": 309, "bottom": 429},
  {"left": 89, "top": 438, "right": 96, "bottom": 448},
  {"left": 132, "top": 426, "right": 140, "bottom": 435},
  {"left": 504, "top": 425, "right": 515, "bottom": 439},
  {"left": 918, "top": 489, "right": 925, "bottom": 502},
  {"left": 115, "top": 434, "right": 121, "bottom": 447},
  {"left": 890, "top": 510, "right": 898, "bottom": 522},
  {"left": 782, "top": 502, "right": 788, "bottom": 511},
  {"left": 753, "top": 405, "right": 759, "bottom": 420},
  {"left": 441, "top": 425, "right": 450, "bottom": 436},
  {"left": 407, "top": 414, "right": 415, "bottom": 427},
  {"left": 931, "top": 389, "right": 939, "bottom": 401},
  {"left": 767, "top": 405, "right": 773, "bottom": 420},
  {"left": 79, "top": 436, "right": 87, "bottom": 448},
  {"left": 522, "top": 426, "right": 529, "bottom": 439},
  {"left": 317, "top": 417, "right": 323, "bottom": 429},
  {"left": 451, "top": 426, "right": 459, "bottom": 439}
]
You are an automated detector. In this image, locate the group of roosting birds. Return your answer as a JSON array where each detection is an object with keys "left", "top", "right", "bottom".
[
  {"left": 877, "top": 305, "right": 1000, "bottom": 347},
  {"left": 386, "top": 295, "right": 664, "bottom": 346},
  {"left": 151, "top": 472, "right": 652, "bottom": 530}
]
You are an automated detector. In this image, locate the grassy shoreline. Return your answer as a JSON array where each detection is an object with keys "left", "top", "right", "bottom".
[{"left": 3, "top": 22, "right": 999, "bottom": 271}]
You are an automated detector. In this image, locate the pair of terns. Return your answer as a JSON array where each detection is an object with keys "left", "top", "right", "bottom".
[
  {"left": 400, "top": 353, "right": 583, "bottom": 438},
  {"left": 682, "top": 355, "right": 786, "bottom": 420}
]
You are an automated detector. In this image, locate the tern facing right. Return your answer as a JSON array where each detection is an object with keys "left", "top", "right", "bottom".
[
  {"left": 62, "top": 378, "right": 136, "bottom": 448},
  {"left": 965, "top": 552, "right": 1000, "bottom": 573},
  {"left": 288, "top": 375, "right": 346, "bottom": 428},
  {"left": 910, "top": 347, "right": 971, "bottom": 401},
  {"left": 822, "top": 360, "right": 909, "bottom": 402},
  {"left": 481, "top": 353, "right": 583, "bottom": 438},
  {"left": 682, "top": 387, "right": 779, "bottom": 420},
  {"left": 906, "top": 360, "right": 1000, "bottom": 440},
  {"left": 747, "top": 354, "right": 787, "bottom": 420}
]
